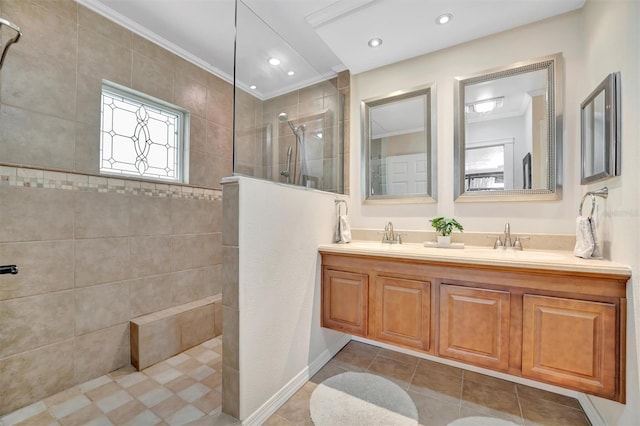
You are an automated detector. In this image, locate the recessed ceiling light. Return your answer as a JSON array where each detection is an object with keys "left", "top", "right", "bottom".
[
  {"left": 287, "top": 70, "right": 295, "bottom": 76},
  {"left": 249, "top": 85, "right": 257, "bottom": 90},
  {"left": 268, "top": 57, "right": 281, "bottom": 66},
  {"left": 316, "top": 132, "right": 323, "bottom": 139},
  {"left": 367, "top": 38, "right": 383, "bottom": 48},
  {"left": 436, "top": 13, "right": 453, "bottom": 25}
]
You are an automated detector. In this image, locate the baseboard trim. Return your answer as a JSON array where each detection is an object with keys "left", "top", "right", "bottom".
[
  {"left": 241, "top": 334, "right": 351, "bottom": 426},
  {"left": 576, "top": 394, "right": 605, "bottom": 426}
]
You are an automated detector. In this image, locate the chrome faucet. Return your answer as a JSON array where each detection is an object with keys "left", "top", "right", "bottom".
[
  {"left": 381, "top": 221, "right": 403, "bottom": 244},
  {"left": 488, "top": 222, "right": 529, "bottom": 250},
  {"left": 504, "top": 222, "right": 512, "bottom": 248}
]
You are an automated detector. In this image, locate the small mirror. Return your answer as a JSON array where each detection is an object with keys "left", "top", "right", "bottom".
[
  {"left": 361, "top": 85, "right": 436, "bottom": 203},
  {"left": 581, "top": 72, "right": 621, "bottom": 184},
  {"left": 454, "top": 54, "right": 562, "bottom": 201}
]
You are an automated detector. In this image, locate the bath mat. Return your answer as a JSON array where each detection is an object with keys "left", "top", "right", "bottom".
[
  {"left": 448, "top": 416, "right": 520, "bottom": 426},
  {"left": 309, "top": 371, "right": 418, "bottom": 426}
]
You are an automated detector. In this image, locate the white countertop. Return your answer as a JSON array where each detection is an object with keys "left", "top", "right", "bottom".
[{"left": 318, "top": 241, "right": 632, "bottom": 277}]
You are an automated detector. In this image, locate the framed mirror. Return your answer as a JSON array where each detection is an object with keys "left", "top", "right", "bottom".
[
  {"left": 454, "top": 54, "right": 562, "bottom": 201},
  {"left": 361, "top": 84, "right": 436, "bottom": 203},
  {"left": 580, "top": 72, "right": 621, "bottom": 184}
]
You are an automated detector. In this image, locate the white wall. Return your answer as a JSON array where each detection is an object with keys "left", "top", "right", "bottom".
[
  {"left": 581, "top": 1, "right": 640, "bottom": 424},
  {"left": 236, "top": 177, "right": 348, "bottom": 421},
  {"left": 350, "top": 1, "right": 639, "bottom": 423},
  {"left": 350, "top": 8, "right": 585, "bottom": 233}
]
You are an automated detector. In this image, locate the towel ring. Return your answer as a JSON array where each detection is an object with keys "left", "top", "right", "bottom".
[
  {"left": 335, "top": 199, "right": 348, "bottom": 215},
  {"left": 579, "top": 187, "right": 608, "bottom": 220},
  {"left": 579, "top": 193, "right": 596, "bottom": 219}
]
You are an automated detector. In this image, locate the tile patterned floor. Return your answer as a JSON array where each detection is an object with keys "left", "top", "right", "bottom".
[
  {"left": 0, "top": 337, "right": 237, "bottom": 426},
  {"left": 265, "top": 341, "right": 592, "bottom": 426},
  {"left": 2, "top": 339, "right": 591, "bottom": 426}
]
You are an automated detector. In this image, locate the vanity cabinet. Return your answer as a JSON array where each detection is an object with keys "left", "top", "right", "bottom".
[
  {"left": 321, "top": 268, "right": 368, "bottom": 336},
  {"left": 522, "top": 294, "right": 618, "bottom": 399},
  {"left": 373, "top": 276, "right": 431, "bottom": 351},
  {"left": 319, "top": 249, "right": 629, "bottom": 403},
  {"left": 439, "top": 285, "right": 510, "bottom": 371}
]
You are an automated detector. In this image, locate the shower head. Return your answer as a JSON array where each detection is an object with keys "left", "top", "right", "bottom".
[{"left": 278, "top": 112, "right": 304, "bottom": 135}]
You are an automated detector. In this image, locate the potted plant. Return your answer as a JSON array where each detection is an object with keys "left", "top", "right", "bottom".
[{"left": 430, "top": 217, "right": 464, "bottom": 245}]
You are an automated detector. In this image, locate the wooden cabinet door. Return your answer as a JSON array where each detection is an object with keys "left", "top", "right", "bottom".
[
  {"left": 439, "top": 284, "right": 510, "bottom": 371},
  {"left": 522, "top": 294, "right": 618, "bottom": 399},
  {"left": 322, "top": 268, "right": 368, "bottom": 336},
  {"left": 373, "top": 276, "right": 431, "bottom": 351}
]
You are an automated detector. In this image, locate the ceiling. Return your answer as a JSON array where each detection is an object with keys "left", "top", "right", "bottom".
[{"left": 80, "top": 0, "right": 585, "bottom": 99}]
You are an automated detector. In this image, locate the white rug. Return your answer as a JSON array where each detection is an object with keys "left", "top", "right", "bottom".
[
  {"left": 309, "top": 372, "right": 418, "bottom": 426},
  {"left": 448, "top": 416, "right": 520, "bottom": 426}
]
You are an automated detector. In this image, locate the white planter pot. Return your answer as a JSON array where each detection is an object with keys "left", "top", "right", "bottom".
[{"left": 437, "top": 235, "right": 451, "bottom": 245}]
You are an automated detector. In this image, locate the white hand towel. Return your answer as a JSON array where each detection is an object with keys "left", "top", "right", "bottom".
[
  {"left": 337, "top": 215, "right": 352, "bottom": 243},
  {"left": 589, "top": 216, "right": 602, "bottom": 258},
  {"left": 574, "top": 216, "right": 595, "bottom": 258}
]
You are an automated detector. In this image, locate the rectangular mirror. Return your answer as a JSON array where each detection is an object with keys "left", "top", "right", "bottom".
[
  {"left": 454, "top": 54, "right": 562, "bottom": 201},
  {"left": 361, "top": 84, "right": 436, "bottom": 203},
  {"left": 581, "top": 72, "right": 621, "bottom": 184}
]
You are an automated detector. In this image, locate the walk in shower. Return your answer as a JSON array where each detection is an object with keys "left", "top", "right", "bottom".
[{"left": 233, "top": 0, "right": 346, "bottom": 194}]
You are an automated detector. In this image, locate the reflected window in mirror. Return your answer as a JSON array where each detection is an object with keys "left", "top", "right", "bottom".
[
  {"left": 362, "top": 85, "right": 436, "bottom": 203},
  {"left": 454, "top": 54, "right": 562, "bottom": 201},
  {"left": 581, "top": 72, "right": 621, "bottom": 184}
]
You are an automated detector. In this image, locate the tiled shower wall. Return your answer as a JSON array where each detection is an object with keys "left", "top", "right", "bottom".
[
  {"left": 235, "top": 71, "right": 351, "bottom": 194},
  {"left": 0, "top": 0, "right": 235, "bottom": 416}
]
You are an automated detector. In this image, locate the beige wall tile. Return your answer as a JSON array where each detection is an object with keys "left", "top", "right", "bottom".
[
  {"left": 129, "top": 196, "right": 172, "bottom": 236},
  {"left": 77, "top": 25, "right": 133, "bottom": 86},
  {"left": 75, "top": 323, "right": 130, "bottom": 383},
  {"left": 171, "top": 234, "right": 206, "bottom": 271},
  {"left": 175, "top": 57, "right": 210, "bottom": 87},
  {"left": 174, "top": 74, "right": 207, "bottom": 118},
  {"left": 171, "top": 198, "right": 215, "bottom": 235},
  {"left": 222, "top": 247, "right": 238, "bottom": 310},
  {"left": 0, "top": 48, "right": 76, "bottom": 121},
  {"left": 222, "top": 306, "right": 239, "bottom": 371},
  {"left": 180, "top": 304, "right": 215, "bottom": 349},
  {"left": 0, "top": 290, "right": 74, "bottom": 358},
  {"left": 171, "top": 269, "right": 205, "bottom": 306},
  {"left": 204, "top": 264, "right": 223, "bottom": 297},
  {"left": 221, "top": 365, "right": 239, "bottom": 419},
  {"left": 188, "top": 149, "right": 210, "bottom": 188},
  {"left": 78, "top": 6, "right": 132, "bottom": 49},
  {"left": 75, "top": 237, "right": 131, "bottom": 287},
  {"left": 133, "top": 33, "right": 176, "bottom": 67},
  {"left": 0, "top": 339, "right": 75, "bottom": 416},
  {"left": 75, "top": 192, "right": 130, "bottom": 238},
  {"left": 189, "top": 115, "right": 207, "bottom": 153},
  {"left": 204, "top": 233, "right": 223, "bottom": 266},
  {"left": 214, "top": 301, "right": 223, "bottom": 337},
  {"left": 75, "top": 281, "right": 130, "bottom": 335},
  {"left": 135, "top": 317, "right": 181, "bottom": 369},
  {"left": 129, "top": 274, "right": 173, "bottom": 318},
  {"left": 0, "top": 105, "right": 76, "bottom": 171},
  {"left": 222, "top": 182, "right": 239, "bottom": 246},
  {"left": 206, "top": 89, "right": 233, "bottom": 129},
  {"left": 0, "top": 186, "right": 75, "bottom": 243},
  {"left": 206, "top": 121, "right": 233, "bottom": 159},
  {"left": 75, "top": 121, "right": 100, "bottom": 174},
  {"left": 129, "top": 235, "right": 172, "bottom": 278},
  {"left": 132, "top": 53, "right": 174, "bottom": 103},
  {"left": 0, "top": 240, "right": 74, "bottom": 300}
]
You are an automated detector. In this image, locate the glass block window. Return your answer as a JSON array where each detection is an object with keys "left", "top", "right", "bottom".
[{"left": 100, "top": 82, "right": 189, "bottom": 182}]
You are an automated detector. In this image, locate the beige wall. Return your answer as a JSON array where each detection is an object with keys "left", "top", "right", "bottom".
[{"left": 0, "top": 0, "right": 230, "bottom": 416}]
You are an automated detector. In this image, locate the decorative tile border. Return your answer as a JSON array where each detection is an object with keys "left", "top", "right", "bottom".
[{"left": 0, "top": 165, "right": 222, "bottom": 201}]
